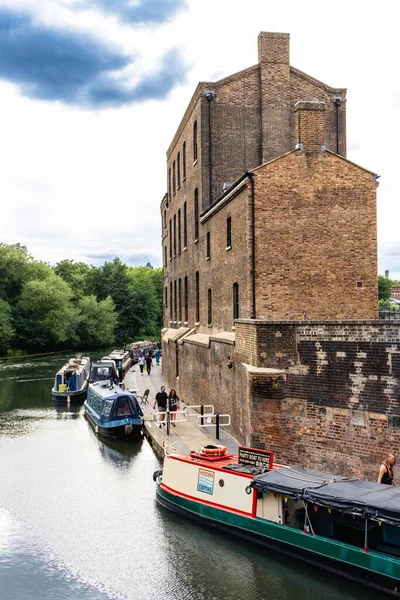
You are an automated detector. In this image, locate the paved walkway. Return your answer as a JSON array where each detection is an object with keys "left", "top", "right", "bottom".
[{"left": 124, "top": 359, "right": 239, "bottom": 459}]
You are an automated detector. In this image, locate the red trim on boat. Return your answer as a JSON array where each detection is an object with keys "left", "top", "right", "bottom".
[
  {"left": 160, "top": 483, "right": 254, "bottom": 518},
  {"left": 251, "top": 487, "right": 258, "bottom": 518},
  {"left": 170, "top": 454, "right": 254, "bottom": 478}
]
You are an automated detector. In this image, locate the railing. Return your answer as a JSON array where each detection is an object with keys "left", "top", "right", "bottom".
[
  {"left": 153, "top": 404, "right": 230, "bottom": 440},
  {"left": 379, "top": 308, "right": 400, "bottom": 320}
]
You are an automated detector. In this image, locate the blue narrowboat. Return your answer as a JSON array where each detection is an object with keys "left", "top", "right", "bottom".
[{"left": 84, "top": 361, "right": 143, "bottom": 440}]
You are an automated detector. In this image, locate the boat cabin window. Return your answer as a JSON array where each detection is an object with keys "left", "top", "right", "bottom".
[
  {"left": 116, "top": 397, "right": 131, "bottom": 416},
  {"left": 102, "top": 400, "right": 114, "bottom": 417}
]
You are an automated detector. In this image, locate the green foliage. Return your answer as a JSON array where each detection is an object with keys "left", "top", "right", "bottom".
[
  {"left": 76, "top": 295, "right": 117, "bottom": 348},
  {"left": 16, "top": 274, "right": 78, "bottom": 347},
  {"left": 0, "top": 243, "right": 162, "bottom": 353},
  {"left": 0, "top": 300, "right": 14, "bottom": 353},
  {"left": 54, "top": 260, "right": 92, "bottom": 299},
  {"left": 378, "top": 275, "right": 393, "bottom": 301},
  {"left": 0, "top": 243, "right": 33, "bottom": 302}
]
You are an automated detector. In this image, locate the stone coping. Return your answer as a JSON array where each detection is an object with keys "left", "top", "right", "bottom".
[
  {"left": 180, "top": 330, "right": 236, "bottom": 347},
  {"left": 235, "top": 319, "right": 390, "bottom": 325},
  {"left": 162, "top": 327, "right": 191, "bottom": 343},
  {"left": 180, "top": 333, "right": 210, "bottom": 347},
  {"left": 241, "top": 363, "right": 286, "bottom": 377}
]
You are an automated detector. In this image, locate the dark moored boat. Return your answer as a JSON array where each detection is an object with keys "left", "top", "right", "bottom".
[
  {"left": 101, "top": 349, "right": 131, "bottom": 380},
  {"left": 84, "top": 361, "right": 143, "bottom": 440}
]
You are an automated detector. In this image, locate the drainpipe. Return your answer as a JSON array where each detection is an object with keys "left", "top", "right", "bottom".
[
  {"left": 204, "top": 90, "right": 215, "bottom": 206},
  {"left": 247, "top": 172, "right": 256, "bottom": 319},
  {"left": 334, "top": 96, "right": 341, "bottom": 154}
]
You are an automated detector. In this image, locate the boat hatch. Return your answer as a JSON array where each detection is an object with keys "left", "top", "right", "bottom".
[{"left": 100, "top": 396, "right": 141, "bottom": 421}]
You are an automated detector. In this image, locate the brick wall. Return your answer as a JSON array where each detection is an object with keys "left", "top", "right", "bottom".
[
  {"left": 253, "top": 149, "right": 378, "bottom": 321},
  {"left": 163, "top": 321, "right": 400, "bottom": 481}
]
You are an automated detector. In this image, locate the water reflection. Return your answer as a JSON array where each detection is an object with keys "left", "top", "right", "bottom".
[
  {"left": 0, "top": 354, "right": 384, "bottom": 600},
  {"left": 53, "top": 404, "right": 83, "bottom": 420},
  {"left": 95, "top": 435, "right": 144, "bottom": 469}
]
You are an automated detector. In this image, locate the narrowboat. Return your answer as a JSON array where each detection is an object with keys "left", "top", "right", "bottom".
[
  {"left": 84, "top": 361, "right": 143, "bottom": 440},
  {"left": 127, "top": 340, "right": 154, "bottom": 364},
  {"left": 51, "top": 356, "right": 90, "bottom": 403},
  {"left": 101, "top": 349, "right": 131, "bottom": 380},
  {"left": 154, "top": 446, "right": 400, "bottom": 596}
]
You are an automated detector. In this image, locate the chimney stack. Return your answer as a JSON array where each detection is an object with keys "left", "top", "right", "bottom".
[{"left": 294, "top": 101, "right": 326, "bottom": 152}]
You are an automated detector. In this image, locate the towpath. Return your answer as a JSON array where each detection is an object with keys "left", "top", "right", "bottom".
[{"left": 124, "top": 359, "right": 239, "bottom": 460}]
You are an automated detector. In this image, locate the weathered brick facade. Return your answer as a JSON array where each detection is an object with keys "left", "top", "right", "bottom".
[{"left": 160, "top": 32, "right": 393, "bottom": 480}]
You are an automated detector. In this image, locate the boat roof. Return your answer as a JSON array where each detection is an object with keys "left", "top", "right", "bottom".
[
  {"left": 252, "top": 466, "right": 400, "bottom": 525},
  {"left": 90, "top": 382, "right": 134, "bottom": 400},
  {"left": 91, "top": 361, "right": 116, "bottom": 368},
  {"left": 102, "top": 350, "right": 129, "bottom": 360}
]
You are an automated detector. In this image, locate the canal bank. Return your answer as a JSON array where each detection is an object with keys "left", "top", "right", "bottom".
[{"left": 124, "top": 360, "right": 239, "bottom": 460}]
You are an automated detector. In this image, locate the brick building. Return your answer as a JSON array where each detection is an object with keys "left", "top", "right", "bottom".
[{"left": 160, "top": 33, "right": 398, "bottom": 480}]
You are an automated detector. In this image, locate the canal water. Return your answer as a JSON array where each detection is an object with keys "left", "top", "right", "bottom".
[{"left": 0, "top": 354, "right": 382, "bottom": 600}]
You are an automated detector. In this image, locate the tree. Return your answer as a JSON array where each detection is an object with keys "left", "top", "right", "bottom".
[
  {"left": 0, "top": 243, "right": 33, "bottom": 302},
  {"left": 16, "top": 274, "right": 77, "bottom": 348},
  {"left": 0, "top": 300, "right": 14, "bottom": 354},
  {"left": 378, "top": 275, "right": 393, "bottom": 301},
  {"left": 54, "top": 260, "right": 92, "bottom": 299},
  {"left": 76, "top": 295, "right": 117, "bottom": 347}
]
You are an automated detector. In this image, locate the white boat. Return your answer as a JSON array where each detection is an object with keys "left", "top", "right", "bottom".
[
  {"left": 51, "top": 356, "right": 90, "bottom": 403},
  {"left": 155, "top": 445, "right": 400, "bottom": 596}
]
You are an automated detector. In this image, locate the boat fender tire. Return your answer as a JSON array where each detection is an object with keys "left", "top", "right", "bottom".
[
  {"left": 153, "top": 469, "right": 163, "bottom": 482},
  {"left": 245, "top": 485, "right": 252, "bottom": 495}
]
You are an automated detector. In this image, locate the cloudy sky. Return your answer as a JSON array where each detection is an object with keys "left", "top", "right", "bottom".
[{"left": 1, "top": 0, "right": 399, "bottom": 277}]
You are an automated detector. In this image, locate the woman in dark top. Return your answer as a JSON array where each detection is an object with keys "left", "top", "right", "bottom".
[
  {"left": 168, "top": 389, "right": 180, "bottom": 426},
  {"left": 377, "top": 453, "right": 396, "bottom": 485}
]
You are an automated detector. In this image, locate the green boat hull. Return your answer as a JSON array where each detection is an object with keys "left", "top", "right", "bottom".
[{"left": 156, "top": 483, "right": 400, "bottom": 597}]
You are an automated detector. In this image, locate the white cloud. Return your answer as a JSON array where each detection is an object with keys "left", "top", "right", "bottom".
[{"left": 0, "top": 0, "right": 399, "bottom": 278}]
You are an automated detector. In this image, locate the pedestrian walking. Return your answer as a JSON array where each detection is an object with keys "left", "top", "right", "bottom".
[
  {"left": 153, "top": 386, "right": 168, "bottom": 428},
  {"left": 155, "top": 348, "right": 161, "bottom": 366},
  {"left": 168, "top": 389, "right": 180, "bottom": 426},
  {"left": 145, "top": 353, "right": 153, "bottom": 376},
  {"left": 138, "top": 353, "right": 145, "bottom": 375},
  {"left": 377, "top": 453, "right": 396, "bottom": 485}
]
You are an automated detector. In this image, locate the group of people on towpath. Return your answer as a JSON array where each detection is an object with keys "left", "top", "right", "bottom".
[
  {"left": 153, "top": 386, "right": 180, "bottom": 428},
  {"left": 138, "top": 348, "right": 161, "bottom": 376}
]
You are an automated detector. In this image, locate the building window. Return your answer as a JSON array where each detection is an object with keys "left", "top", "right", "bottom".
[
  {"left": 170, "top": 281, "right": 173, "bottom": 320},
  {"left": 173, "top": 214, "right": 177, "bottom": 257},
  {"left": 226, "top": 216, "right": 232, "bottom": 249},
  {"left": 183, "top": 142, "right": 186, "bottom": 179},
  {"left": 169, "top": 219, "right": 172, "bottom": 259},
  {"left": 177, "top": 152, "right": 181, "bottom": 189},
  {"left": 178, "top": 209, "right": 181, "bottom": 254},
  {"left": 195, "top": 271, "right": 200, "bottom": 322},
  {"left": 194, "top": 188, "right": 199, "bottom": 241},
  {"left": 163, "top": 209, "right": 166, "bottom": 228},
  {"left": 178, "top": 278, "right": 182, "bottom": 321},
  {"left": 164, "top": 245, "right": 167, "bottom": 267},
  {"left": 168, "top": 168, "right": 171, "bottom": 201},
  {"left": 357, "top": 281, "right": 364, "bottom": 288},
  {"left": 183, "top": 201, "right": 187, "bottom": 247},
  {"left": 174, "top": 280, "right": 177, "bottom": 321},
  {"left": 193, "top": 120, "right": 198, "bottom": 162},
  {"left": 165, "top": 286, "right": 168, "bottom": 309},
  {"left": 206, "top": 231, "right": 211, "bottom": 259},
  {"left": 173, "top": 160, "right": 176, "bottom": 195},
  {"left": 184, "top": 275, "right": 188, "bottom": 322},
  {"left": 207, "top": 288, "right": 212, "bottom": 325},
  {"left": 233, "top": 282, "right": 239, "bottom": 320}
]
